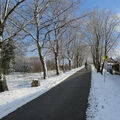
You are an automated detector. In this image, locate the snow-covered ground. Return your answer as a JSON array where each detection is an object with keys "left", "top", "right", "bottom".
[
  {"left": 87, "top": 65, "right": 120, "bottom": 120},
  {"left": 6, "top": 70, "right": 57, "bottom": 90},
  {"left": 0, "top": 66, "right": 84, "bottom": 119}
]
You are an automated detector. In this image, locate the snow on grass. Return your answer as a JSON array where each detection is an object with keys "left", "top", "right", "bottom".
[
  {"left": 6, "top": 70, "right": 56, "bottom": 90},
  {"left": 87, "top": 65, "right": 120, "bottom": 120},
  {"left": 0, "top": 66, "right": 84, "bottom": 119}
]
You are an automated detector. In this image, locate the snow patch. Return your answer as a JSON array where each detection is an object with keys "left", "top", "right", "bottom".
[{"left": 87, "top": 65, "right": 120, "bottom": 120}]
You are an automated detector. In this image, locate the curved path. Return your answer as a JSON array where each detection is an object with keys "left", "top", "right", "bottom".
[{"left": 2, "top": 67, "right": 91, "bottom": 120}]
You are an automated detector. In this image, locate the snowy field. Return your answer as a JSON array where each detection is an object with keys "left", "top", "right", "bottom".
[
  {"left": 0, "top": 66, "right": 84, "bottom": 119},
  {"left": 87, "top": 65, "right": 120, "bottom": 120}
]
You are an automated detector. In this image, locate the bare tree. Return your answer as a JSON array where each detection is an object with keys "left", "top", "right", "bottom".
[
  {"left": 47, "top": 0, "right": 83, "bottom": 74},
  {"left": 101, "top": 10, "right": 120, "bottom": 73},
  {"left": 18, "top": 0, "right": 60, "bottom": 79},
  {"left": 11, "top": 0, "right": 85, "bottom": 78},
  {"left": 83, "top": 9, "right": 120, "bottom": 72},
  {"left": 0, "top": 0, "right": 26, "bottom": 92},
  {"left": 29, "top": 0, "right": 50, "bottom": 79},
  {"left": 83, "top": 9, "right": 106, "bottom": 70},
  {"left": 62, "top": 28, "right": 76, "bottom": 70},
  {"left": 73, "top": 40, "right": 87, "bottom": 68},
  {"left": 45, "top": 0, "right": 71, "bottom": 75}
]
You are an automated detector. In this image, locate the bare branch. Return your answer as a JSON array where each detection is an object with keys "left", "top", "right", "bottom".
[
  {"left": 4, "top": 0, "right": 26, "bottom": 23},
  {"left": 3, "top": 0, "right": 10, "bottom": 19}
]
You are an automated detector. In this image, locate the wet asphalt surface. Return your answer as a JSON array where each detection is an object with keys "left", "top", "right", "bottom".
[{"left": 1, "top": 67, "right": 91, "bottom": 120}]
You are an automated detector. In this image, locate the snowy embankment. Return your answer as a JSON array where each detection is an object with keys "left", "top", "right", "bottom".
[
  {"left": 0, "top": 66, "right": 84, "bottom": 119},
  {"left": 87, "top": 65, "right": 120, "bottom": 120}
]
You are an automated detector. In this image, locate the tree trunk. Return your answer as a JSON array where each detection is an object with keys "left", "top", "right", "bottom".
[
  {"left": 100, "top": 61, "right": 104, "bottom": 74},
  {"left": 39, "top": 54, "right": 48, "bottom": 79},
  {"left": 37, "top": 43, "right": 48, "bottom": 79},
  {"left": 0, "top": 75, "right": 8, "bottom": 92},
  {"left": 100, "top": 47, "right": 107, "bottom": 74},
  {"left": 79, "top": 60, "right": 82, "bottom": 67},
  {"left": 0, "top": 21, "right": 8, "bottom": 92},
  {"left": 39, "top": 55, "right": 48, "bottom": 79},
  {"left": 55, "top": 52, "right": 60, "bottom": 75},
  {"left": 76, "top": 55, "right": 79, "bottom": 68},
  {"left": 41, "top": 57, "right": 48, "bottom": 79},
  {"left": 96, "top": 47, "right": 99, "bottom": 70},
  {"left": 68, "top": 59, "right": 71, "bottom": 70},
  {"left": 62, "top": 56, "right": 65, "bottom": 72}
]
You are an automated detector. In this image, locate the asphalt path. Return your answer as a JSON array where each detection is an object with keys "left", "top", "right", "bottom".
[{"left": 1, "top": 67, "right": 91, "bottom": 120}]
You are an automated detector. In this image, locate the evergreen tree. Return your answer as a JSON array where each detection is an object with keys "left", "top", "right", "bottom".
[{"left": 2, "top": 38, "right": 15, "bottom": 74}]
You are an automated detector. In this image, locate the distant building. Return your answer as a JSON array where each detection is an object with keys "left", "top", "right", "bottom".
[{"left": 108, "top": 57, "right": 120, "bottom": 74}]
